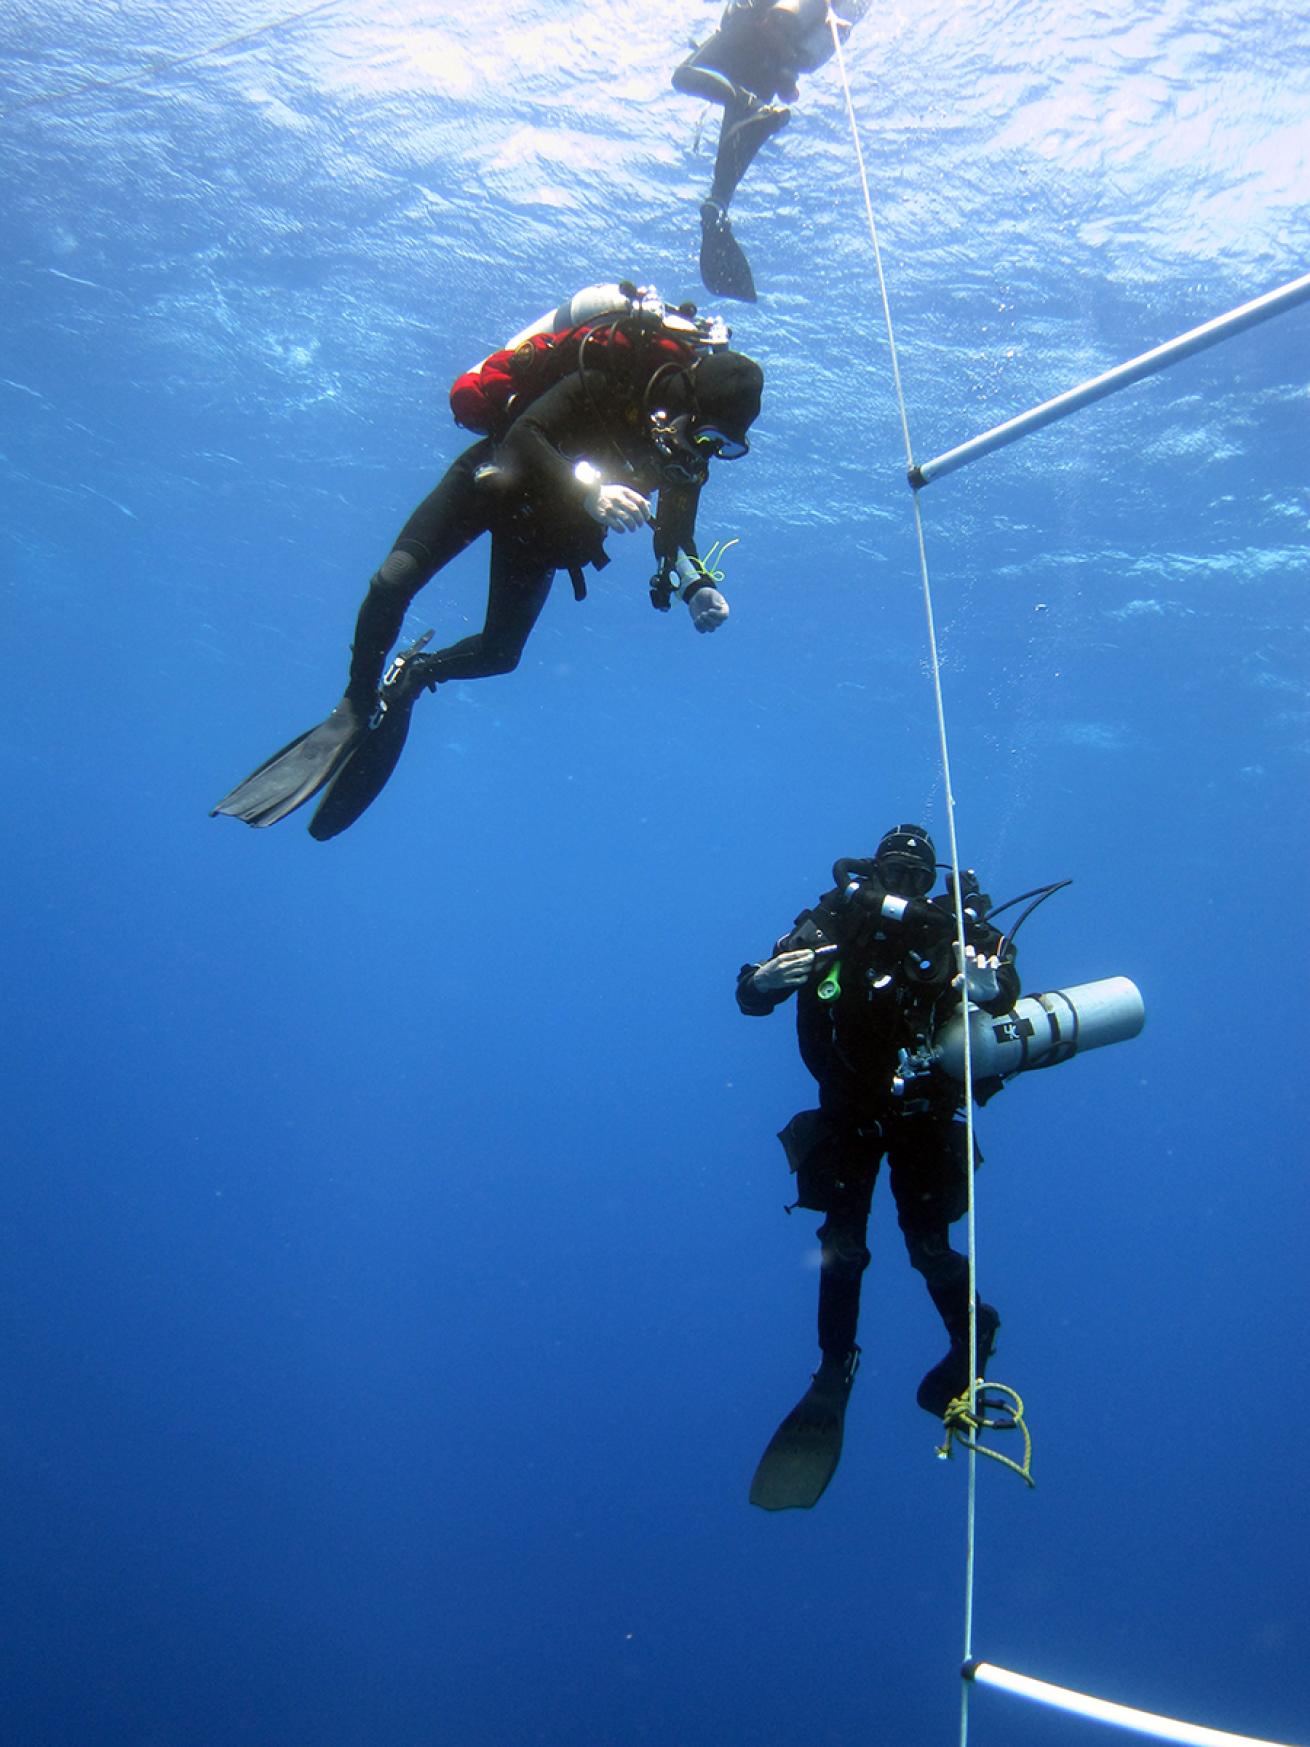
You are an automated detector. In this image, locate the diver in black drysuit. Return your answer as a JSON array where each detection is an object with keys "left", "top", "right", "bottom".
[
  {"left": 736, "top": 825, "right": 1020, "bottom": 1509},
  {"left": 673, "top": 0, "right": 870, "bottom": 301},
  {"left": 211, "top": 340, "right": 764, "bottom": 839}
]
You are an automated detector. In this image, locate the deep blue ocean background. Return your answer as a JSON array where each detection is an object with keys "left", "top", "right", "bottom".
[{"left": 3, "top": 3, "right": 1308, "bottom": 1743}]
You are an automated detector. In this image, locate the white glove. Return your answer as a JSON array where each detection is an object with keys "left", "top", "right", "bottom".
[
  {"left": 688, "top": 585, "right": 729, "bottom": 632},
  {"left": 671, "top": 548, "right": 730, "bottom": 632},
  {"left": 581, "top": 479, "right": 652, "bottom": 532},
  {"left": 953, "top": 942, "right": 1002, "bottom": 1004},
  {"left": 753, "top": 947, "right": 833, "bottom": 992}
]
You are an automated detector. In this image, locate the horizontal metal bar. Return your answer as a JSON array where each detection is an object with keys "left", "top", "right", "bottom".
[
  {"left": 910, "top": 270, "right": 1310, "bottom": 487},
  {"left": 964, "top": 1660, "right": 1302, "bottom": 1747}
]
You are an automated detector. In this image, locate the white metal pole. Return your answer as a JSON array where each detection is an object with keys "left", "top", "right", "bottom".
[
  {"left": 910, "top": 272, "right": 1310, "bottom": 487},
  {"left": 964, "top": 1660, "right": 1304, "bottom": 1747}
]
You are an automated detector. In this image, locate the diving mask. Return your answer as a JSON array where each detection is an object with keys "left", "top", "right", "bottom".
[{"left": 649, "top": 411, "right": 749, "bottom": 483}]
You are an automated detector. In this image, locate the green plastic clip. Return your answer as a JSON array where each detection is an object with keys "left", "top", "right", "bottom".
[{"left": 816, "top": 957, "right": 843, "bottom": 1002}]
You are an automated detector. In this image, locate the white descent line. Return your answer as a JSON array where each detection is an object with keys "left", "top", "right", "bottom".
[{"left": 965, "top": 1661, "right": 1304, "bottom": 1747}]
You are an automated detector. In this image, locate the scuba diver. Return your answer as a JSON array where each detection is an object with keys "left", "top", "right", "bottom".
[
  {"left": 672, "top": 0, "right": 871, "bottom": 302},
  {"left": 211, "top": 283, "right": 763, "bottom": 840},
  {"left": 736, "top": 825, "right": 1020, "bottom": 1511}
]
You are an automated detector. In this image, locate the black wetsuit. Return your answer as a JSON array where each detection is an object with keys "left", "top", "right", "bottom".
[
  {"left": 681, "top": 1, "right": 804, "bottom": 106},
  {"left": 674, "top": 2, "right": 800, "bottom": 208},
  {"left": 673, "top": 0, "right": 850, "bottom": 207},
  {"left": 344, "top": 369, "right": 703, "bottom": 703},
  {"left": 737, "top": 865, "right": 1019, "bottom": 1363}
]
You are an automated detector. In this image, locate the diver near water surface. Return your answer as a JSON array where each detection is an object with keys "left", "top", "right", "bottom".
[
  {"left": 211, "top": 282, "right": 763, "bottom": 840},
  {"left": 737, "top": 825, "right": 1018, "bottom": 1510},
  {"left": 673, "top": 0, "right": 871, "bottom": 301}
]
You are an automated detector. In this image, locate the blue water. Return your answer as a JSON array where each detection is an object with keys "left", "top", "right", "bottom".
[{"left": 3, "top": 3, "right": 1308, "bottom": 1743}]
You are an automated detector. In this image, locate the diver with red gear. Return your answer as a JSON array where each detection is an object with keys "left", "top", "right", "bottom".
[
  {"left": 736, "top": 825, "right": 1018, "bottom": 1510},
  {"left": 212, "top": 284, "right": 763, "bottom": 840},
  {"left": 673, "top": 0, "right": 871, "bottom": 301}
]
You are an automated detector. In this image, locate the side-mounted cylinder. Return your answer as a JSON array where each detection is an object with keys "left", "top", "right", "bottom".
[{"left": 932, "top": 976, "right": 1145, "bottom": 1083}]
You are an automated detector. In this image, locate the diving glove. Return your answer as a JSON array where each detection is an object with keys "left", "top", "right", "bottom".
[{"left": 953, "top": 942, "right": 1002, "bottom": 1004}]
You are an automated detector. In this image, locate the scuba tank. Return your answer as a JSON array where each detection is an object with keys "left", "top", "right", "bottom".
[
  {"left": 449, "top": 282, "right": 731, "bottom": 437},
  {"left": 499, "top": 284, "right": 671, "bottom": 350},
  {"left": 896, "top": 976, "right": 1145, "bottom": 1095}
]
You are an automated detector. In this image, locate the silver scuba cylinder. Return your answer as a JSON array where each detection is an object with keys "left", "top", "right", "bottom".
[
  {"left": 500, "top": 283, "right": 632, "bottom": 353},
  {"left": 931, "top": 976, "right": 1145, "bottom": 1083},
  {"left": 500, "top": 283, "right": 725, "bottom": 358}
]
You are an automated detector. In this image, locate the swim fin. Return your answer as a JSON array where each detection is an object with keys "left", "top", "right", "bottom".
[
  {"left": 749, "top": 1350, "right": 859, "bottom": 1511},
  {"left": 307, "top": 632, "right": 435, "bottom": 841},
  {"left": 699, "top": 200, "right": 757, "bottom": 303},
  {"left": 210, "top": 698, "right": 367, "bottom": 828}
]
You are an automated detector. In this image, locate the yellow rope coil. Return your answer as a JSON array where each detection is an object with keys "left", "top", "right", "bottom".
[
  {"left": 696, "top": 537, "right": 740, "bottom": 584},
  {"left": 935, "top": 1383, "right": 1035, "bottom": 1488}
]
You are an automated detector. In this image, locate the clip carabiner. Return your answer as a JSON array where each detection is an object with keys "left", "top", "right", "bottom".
[{"left": 372, "top": 629, "right": 434, "bottom": 728}]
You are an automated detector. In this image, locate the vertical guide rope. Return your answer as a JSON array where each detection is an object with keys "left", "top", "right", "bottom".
[{"left": 825, "top": 15, "right": 980, "bottom": 1746}]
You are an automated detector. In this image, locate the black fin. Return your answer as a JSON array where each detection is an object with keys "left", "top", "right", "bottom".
[
  {"left": 750, "top": 1355, "right": 857, "bottom": 1511},
  {"left": 699, "top": 202, "right": 757, "bottom": 303},
  {"left": 211, "top": 702, "right": 365, "bottom": 828},
  {"left": 307, "top": 692, "right": 418, "bottom": 841}
]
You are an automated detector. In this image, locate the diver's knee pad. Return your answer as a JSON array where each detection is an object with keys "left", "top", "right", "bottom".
[
  {"left": 375, "top": 546, "right": 424, "bottom": 594},
  {"left": 817, "top": 1220, "right": 872, "bottom": 1278}
]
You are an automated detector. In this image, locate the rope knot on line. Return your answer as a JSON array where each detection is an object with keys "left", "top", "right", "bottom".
[{"left": 934, "top": 1382, "right": 1035, "bottom": 1487}]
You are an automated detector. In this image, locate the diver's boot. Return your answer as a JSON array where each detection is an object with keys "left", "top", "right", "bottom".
[
  {"left": 307, "top": 632, "right": 435, "bottom": 840},
  {"left": 916, "top": 1301, "right": 1001, "bottom": 1420},
  {"left": 699, "top": 200, "right": 757, "bottom": 303},
  {"left": 750, "top": 1348, "right": 859, "bottom": 1511}
]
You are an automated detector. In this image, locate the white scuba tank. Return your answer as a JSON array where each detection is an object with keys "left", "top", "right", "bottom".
[
  {"left": 501, "top": 283, "right": 637, "bottom": 352},
  {"left": 930, "top": 976, "right": 1146, "bottom": 1083},
  {"left": 492, "top": 284, "right": 711, "bottom": 364}
]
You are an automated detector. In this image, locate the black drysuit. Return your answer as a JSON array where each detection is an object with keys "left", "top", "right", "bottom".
[
  {"left": 344, "top": 370, "right": 704, "bottom": 704},
  {"left": 736, "top": 865, "right": 1020, "bottom": 1364}
]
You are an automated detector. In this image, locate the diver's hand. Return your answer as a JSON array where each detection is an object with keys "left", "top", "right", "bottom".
[
  {"left": 953, "top": 942, "right": 1002, "bottom": 1003},
  {"left": 583, "top": 481, "right": 652, "bottom": 531},
  {"left": 753, "top": 946, "right": 832, "bottom": 993},
  {"left": 688, "top": 586, "right": 729, "bottom": 632},
  {"left": 672, "top": 550, "right": 728, "bottom": 629}
]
